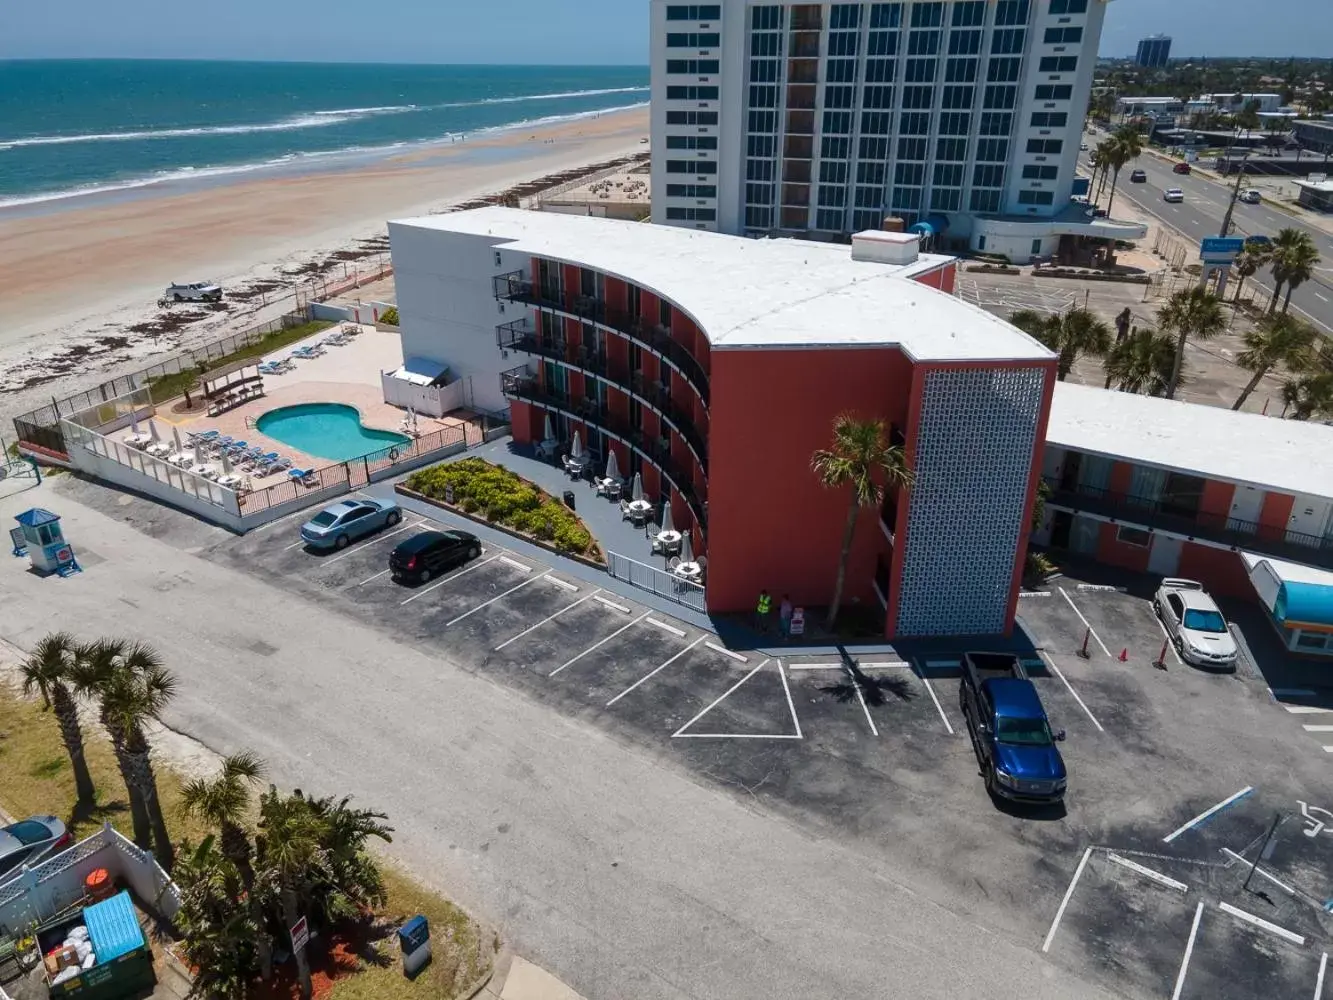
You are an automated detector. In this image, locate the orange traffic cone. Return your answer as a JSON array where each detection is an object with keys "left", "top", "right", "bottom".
[{"left": 1118, "top": 648, "right": 1129, "bottom": 662}]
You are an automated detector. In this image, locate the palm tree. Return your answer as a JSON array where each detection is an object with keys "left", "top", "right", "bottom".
[
  {"left": 1267, "top": 228, "right": 1321, "bottom": 314},
  {"left": 1232, "top": 313, "right": 1317, "bottom": 410},
  {"left": 1102, "top": 329, "right": 1179, "bottom": 395},
  {"left": 1010, "top": 308, "right": 1112, "bottom": 381},
  {"left": 1158, "top": 286, "right": 1226, "bottom": 399},
  {"left": 1281, "top": 371, "right": 1333, "bottom": 420},
  {"left": 257, "top": 788, "right": 328, "bottom": 1000},
  {"left": 182, "top": 751, "right": 270, "bottom": 976},
  {"left": 811, "top": 415, "right": 914, "bottom": 630},
  {"left": 73, "top": 640, "right": 178, "bottom": 870},
  {"left": 1104, "top": 126, "right": 1144, "bottom": 216},
  {"left": 1229, "top": 246, "right": 1268, "bottom": 304},
  {"left": 20, "top": 633, "right": 97, "bottom": 806},
  {"left": 1092, "top": 139, "right": 1116, "bottom": 202},
  {"left": 173, "top": 836, "right": 258, "bottom": 1000}
]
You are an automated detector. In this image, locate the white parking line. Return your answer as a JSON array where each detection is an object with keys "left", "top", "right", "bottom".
[
  {"left": 1315, "top": 952, "right": 1327, "bottom": 1000},
  {"left": 1037, "top": 651, "right": 1105, "bottom": 733},
  {"left": 498, "top": 555, "right": 532, "bottom": 572},
  {"left": 607, "top": 636, "right": 705, "bottom": 706},
  {"left": 1058, "top": 587, "right": 1112, "bottom": 657},
  {"left": 1218, "top": 901, "right": 1305, "bottom": 946},
  {"left": 444, "top": 570, "right": 550, "bottom": 627},
  {"left": 494, "top": 588, "right": 602, "bottom": 650},
  {"left": 644, "top": 617, "right": 687, "bottom": 637},
  {"left": 862, "top": 661, "right": 910, "bottom": 669},
  {"left": 913, "top": 661, "right": 955, "bottom": 736},
  {"left": 672, "top": 659, "right": 803, "bottom": 740},
  {"left": 1107, "top": 852, "right": 1188, "bottom": 892},
  {"left": 1317, "top": 292, "right": 1330, "bottom": 303},
  {"left": 399, "top": 553, "right": 499, "bottom": 606},
  {"left": 705, "top": 641, "right": 748, "bottom": 662},
  {"left": 1284, "top": 705, "right": 1333, "bottom": 714},
  {"left": 1042, "top": 847, "right": 1092, "bottom": 953},
  {"left": 1162, "top": 786, "right": 1255, "bottom": 843},
  {"left": 283, "top": 538, "right": 307, "bottom": 551},
  {"left": 1171, "top": 902, "right": 1205, "bottom": 1000},
  {"left": 550, "top": 612, "right": 651, "bottom": 677},
  {"left": 1220, "top": 848, "right": 1295, "bottom": 895},
  {"left": 545, "top": 576, "right": 579, "bottom": 592},
  {"left": 850, "top": 670, "right": 879, "bottom": 737},
  {"left": 595, "top": 596, "right": 631, "bottom": 614},
  {"left": 777, "top": 659, "right": 803, "bottom": 740},
  {"left": 1302, "top": 724, "right": 1333, "bottom": 732},
  {"left": 787, "top": 662, "right": 842, "bottom": 671},
  {"left": 357, "top": 568, "right": 391, "bottom": 586},
  {"left": 322, "top": 520, "right": 424, "bottom": 564}
]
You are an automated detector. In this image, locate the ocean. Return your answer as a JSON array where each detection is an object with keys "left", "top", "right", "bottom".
[{"left": 0, "top": 60, "right": 649, "bottom": 208}]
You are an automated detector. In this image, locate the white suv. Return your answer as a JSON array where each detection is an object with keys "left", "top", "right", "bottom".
[{"left": 163, "top": 281, "right": 222, "bottom": 303}]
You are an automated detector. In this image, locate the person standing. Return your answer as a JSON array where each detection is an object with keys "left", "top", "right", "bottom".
[
  {"left": 755, "top": 589, "right": 773, "bottom": 634},
  {"left": 778, "top": 594, "right": 794, "bottom": 642}
]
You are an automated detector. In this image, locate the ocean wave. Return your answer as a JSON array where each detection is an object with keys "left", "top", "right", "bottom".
[
  {"left": 0, "top": 102, "right": 646, "bottom": 210},
  {"left": 0, "top": 105, "right": 419, "bottom": 151},
  {"left": 450, "top": 86, "right": 650, "bottom": 107}
]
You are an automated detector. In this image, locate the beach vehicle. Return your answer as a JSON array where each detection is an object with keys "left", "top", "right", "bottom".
[{"left": 163, "top": 280, "right": 223, "bottom": 303}]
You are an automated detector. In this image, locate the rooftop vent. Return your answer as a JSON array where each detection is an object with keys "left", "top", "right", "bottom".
[{"left": 850, "top": 229, "right": 920, "bottom": 266}]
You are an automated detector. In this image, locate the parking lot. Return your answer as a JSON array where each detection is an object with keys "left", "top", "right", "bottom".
[{"left": 207, "top": 497, "right": 1332, "bottom": 1000}]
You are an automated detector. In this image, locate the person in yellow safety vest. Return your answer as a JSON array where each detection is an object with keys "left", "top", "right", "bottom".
[{"left": 755, "top": 589, "right": 772, "bottom": 633}]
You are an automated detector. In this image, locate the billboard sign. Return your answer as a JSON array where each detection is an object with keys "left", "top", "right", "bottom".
[{"left": 1200, "top": 237, "right": 1245, "bottom": 262}]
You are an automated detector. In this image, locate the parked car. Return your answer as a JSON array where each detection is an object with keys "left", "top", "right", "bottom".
[
  {"left": 389, "top": 529, "right": 481, "bottom": 584},
  {"left": 300, "top": 498, "right": 402, "bottom": 551},
  {"left": 1239, "top": 189, "right": 1262, "bottom": 204},
  {"left": 0, "top": 815, "right": 69, "bottom": 878},
  {"left": 1153, "top": 579, "right": 1238, "bottom": 670},
  {"left": 1163, "top": 188, "right": 1185, "bottom": 203},
  {"left": 162, "top": 281, "right": 223, "bottom": 303},
  {"left": 1173, "top": 162, "right": 1192, "bottom": 175},
  {"left": 1079, "top": 142, "right": 1089, "bottom": 151},
  {"left": 958, "top": 653, "right": 1067, "bottom": 804},
  {"left": 1130, "top": 169, "right": 1148, "bottom": 183}
]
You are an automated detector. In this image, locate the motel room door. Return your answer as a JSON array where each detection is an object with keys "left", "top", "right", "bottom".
[
  {"left": 1146, "top": 534, "right": 1183, "bottom": 577},
  {"left": 1287, "top": 496, "right": 1333, "bottom": 545},
  {"left": 1227, "top": 485, "right": 1264, "bottom": 531}
]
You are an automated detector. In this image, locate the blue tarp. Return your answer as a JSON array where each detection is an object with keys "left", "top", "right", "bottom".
[
  {"left": 908, "top": 214, "right": 949, "bottom": 237},
  {"left": 1274, "top": 581, "right": 1333, "bottom": 629},
  {"left": 83, "top": 890, "right": 145, "bottom": 964}
]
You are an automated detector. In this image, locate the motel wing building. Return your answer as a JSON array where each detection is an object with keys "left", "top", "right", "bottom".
[
  {"left": 388, "top": 207, "right": 1056, "bottom": 639},
  {"left": 648, "top": 0, "right": 1144, "bottom": 259}
]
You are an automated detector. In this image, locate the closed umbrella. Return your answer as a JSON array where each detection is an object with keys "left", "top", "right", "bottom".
[
  {"left": 631, "top": 472, "right": 643, "bottom": 503},
  {"left": 148, "top": 420, "right": 160, "bottom": 443},
  {"left": 605, "top": 450, "right": 621, "bottom": 483},
  {"left": 680, "top": 532, "right": 695, "bottom": 565},
  {"left": 172, "top": 426, "right": 184, "bottom": 454},
  {"left": 193, "top": 443, "right": 204, "bottom": 467},
  {"left": 571, "top": 431, "right": 583, "bottom": 460},
  {"left": 221, "top": 450, "right": 233, "bottom": 476},
  {"left": 660, "top": 500, "right": 675, "bottom": 535},
  {"left": 130, "top": 410, "right": 141, "bottom": 436},
  {"left": 543, "top": 412, "right": 555, "bottom": 442}
]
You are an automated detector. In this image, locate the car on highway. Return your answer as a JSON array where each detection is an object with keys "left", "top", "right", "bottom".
[
  {"left": 1079, "top": 142, "right": 1089, "bottom": 151},
  {"left": 1163, "top": 188, "right": 1185, "bottom": 203},
  {"left": 1244, "top": 234, "right": 1273, "bottom": 248},
  {"left": 958, "top": 653, "right": 1066, "bottom": 805},
  {"left": 0, "top": 815, "right": 70, "bottom": 878},
  {"left": 1130, "top": 169, "right": 1147, "bottom": 183},
  {"left": 1153, "top": 579, "right": 1238, "bottom": 670},
  {"left": 300, "top": 498, "right": 402, "bottom": 550},
  {"left": 162, "top": 281, "right": 223, "bottom": 303},
  {"left": 389, "top": 529, "right": 481, "bottom": 584},
  {"left": 1239, "top": 189, "right": 1263, "bottom": 204},
  {"left": 1172, "top": 162, "right": 1192, "bottom": 175}
]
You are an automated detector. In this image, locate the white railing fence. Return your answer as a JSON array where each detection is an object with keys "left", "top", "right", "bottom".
[{"left": 606, "top": 550, "right": 706, "bottom": 613}]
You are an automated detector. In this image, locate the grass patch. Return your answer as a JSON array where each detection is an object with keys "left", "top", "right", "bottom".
[
  {"left": 407, "top": 457, "right": 598, "bottom": 558},
  {"left": 145, "top": 319, "right": 334, "bottom": 404}
]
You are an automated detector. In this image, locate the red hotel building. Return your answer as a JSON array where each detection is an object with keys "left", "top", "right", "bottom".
[{"left": 388, "top": 207, "right": 1057, "bottom": 638}]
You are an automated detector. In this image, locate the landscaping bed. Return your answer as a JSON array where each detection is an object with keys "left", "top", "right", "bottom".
[
  {"left": 400, "top": 458, "right": 603, "bottom": 566},
  {"left": 144, "top": 319, "right": 334, "bottom": 404},
  {"left": 963, "top": 264, "right": 1021, "bottom": 274},
  {"left": 1031, "top": 268, "right": 1152, "bottom": 284}
]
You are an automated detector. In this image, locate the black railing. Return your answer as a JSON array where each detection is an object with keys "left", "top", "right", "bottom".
[
  {"left": 498, "top": 321, "right": 710, "bottom": 470},
  {"left": 492, "top": 272, "right": 711, "bottom": 407},
  {"left": 1044, "top": 477, "right": 1333, "bottom": 570},
  {"left": 500, "top": 368, "right": 707, "bottom": 531}
]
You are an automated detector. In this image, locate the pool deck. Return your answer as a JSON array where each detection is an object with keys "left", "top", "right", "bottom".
[{"left": 152, "top": 325, "right": 480, "bottom": 487}]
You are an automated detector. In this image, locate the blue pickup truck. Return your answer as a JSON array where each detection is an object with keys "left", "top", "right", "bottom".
[{"left": 958, "top": 652, "right": 1067, "bottom": 804}]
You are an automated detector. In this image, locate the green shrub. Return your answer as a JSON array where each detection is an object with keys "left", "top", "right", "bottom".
[{"left": 379, "top": 307, "right": 400, "bottom": 326}]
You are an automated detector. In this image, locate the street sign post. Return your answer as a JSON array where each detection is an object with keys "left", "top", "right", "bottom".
[
  {"left": 1200, "top": 237, "right": 1245, "bottom": 262},
  {"left": 290, "top": 916, "right": 309, "bottom": 954}
]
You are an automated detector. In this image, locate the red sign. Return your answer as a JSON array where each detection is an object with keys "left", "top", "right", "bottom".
[{"left": 290, "top": 916, "right": 309, "bottom": 953}]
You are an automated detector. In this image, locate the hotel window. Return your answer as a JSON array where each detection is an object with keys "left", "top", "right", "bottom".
[
  {"left": 666, "top": 85, "right": 719, "bottom": 100},
  {"left": 667, "top": 135, "right": 719, "bottom": 149},
  {"left": 936, "top": 137, "right": 968, "bottom": 160},
  {"left": 666, "top": 59, "right": 720, "bottom": 74},
  {"left": 667, "top": 32, "right": 721, "bottom": 47},
  {"left": 898, "top": 111, "right": 930, "bottom": 135},
  {"left": 829, "top": 3, "right": 861, "bottom": 29},
  {"left": 746, "top": 159, "right": 775, "bottom": 180},
  {"left": 746, "top": 181, "right": 774, "bottom": 203},
  {"left": 933, "top": 163, "right": 963, "bottom": 186},
  {"left": 824, "top": 110, "right": 854, "bottom": 133},
  {"left": 891, "top": 186, "right": 922, "bottom": 210},
  {"left": 828, "top": 32, "right": 859, "bottom": 57},
  {"left": 945, "top": 57, "right": 977, "bottom": 82},
  {"left": 1021, "top": 164, "right": 1059, "bottom": 179},
  {"left": 897, "top": 137, "right": 927, "bottom": 160},
  {"left": 1030, "top": 112, "right": 1068, "bottom": 128},
  {"left": 745, "top": 206, "right": 773, "bottom": 228},
  {"left": 907, "top": 31, "right": 940, "bottom": 56},
  {"left": 859, "top": 136, "right": 889, "bottom": 159},
  {"left": 666, "top": 183, "right": 718, "bottom": 197},
  {"left": 825, "top": 85, "right": 856, "bottom": 108},
  {"left": 748, "top": 85, "right": 778, "bottom": 107},
  {"left": 1025, "top": 138, "right": 1063, "bottom": 154},
  {"left": 666, "top": 5, "right": 721, "bottom": 20},
  {"left": 930, "top": 188, "right": 961, "bottom": 211},
  {"left": 860, "top": 111, "right": 893, "bottom": 135},
  {"left": 988, "top": 57, "right": 1022, "bottom": 83},
  {"left": 820, "top": 160, "right": 849, "bottom": 184},
  {"left": 750, "top": 5, "right": 781, "bottom": 29},
  {"left": 1034, "top": 84, "right": 1073, "bottom": 101},
  {"left": 747, "top": 110, "right": 777, "bottom": 131},
  {"left": 970, "top": 189, "right": 1001, "bottom": 212},
  {"left": 821, "top": 135, "right": 850, "bottom": 158},
  {"left": 667, "top": 110, "right": 720, "bottom": 125},
  {"left": 1044, "top": 26, "right": 1083, "bottom": 44},
  {"left": 665, "top": 207, "right": 717, "bottom": 222},
  {"left": 862, "top": 85, "right": 894, "bottom": 109},
  {"left": 746, "top": 134, "right": 775, "bottom": 156},
  {"left": 905, "top": 58, "right": 937, "bottom": 82},
  {"left": 910, "top": 2, "right": 943, "bottom": 27},
  {"left": 994, "top": 0, "right": 1030, "bottom": 25},
  {"left": 952, "top": 1, "right": 985, "bottom": 25},
  {"left": 816, "top": 209, "right": 846, "bottom": 231},
  {"left": 984, "top": 85, "right": 1018, "bottom": 109},
  {"left": 1017, "top": 190, "right": 1055, "bottom": 205},
  {"left": 975, "top": 139, "right": 1008, "bottom": 162},
  {"left": 855, "top": 183, "right": 884, "bottom": 206},
  {"left": 941, "top": 85, "right": 973, "bottom": 109},
  {"left": 979, "top": 111, "right": 1012, "bottom": 135},
  {"left": 1039, "top": 56, "right": 1078, "bottom": 72},
  {"left": 973, "top": 164, "right": 1005, "bottom": 187},
  {"left": 865, "top": 58, "right": 896, "bottom": 81},
  {"left": 895, "top": 162, "right": 925, "bottom": 185},
  {"left": 818, "top": 184, "right": 847, "bottom": 206},
  {"left": 938, "top": 112, "right": 971, "bottom": 135},
  {"left": 869, "top": 3, "right": 902, "bottom": 28},
  {"left": 990, "top": 29, "right": 1025, "bottom": 55},
  {"left": 665, "top": 159, "right": 717, "bottom": 174},
  {"left": 857, "top": 161, "right": 886, "bottom": 186},
  {"left": 749, "top": 60, "right": 778, "bottom": 82},
  {"left": 948, "top": 30, "right": 981, "bottom": 55},
  {"left": 1050, "top": 0, "right": 1088, "bottom": 11},
  {"left": 902, "top": 86, "right": 933, "bottom": 109},
  {"left": 749, "top": 33, "right": 781, "bottom": 56}
]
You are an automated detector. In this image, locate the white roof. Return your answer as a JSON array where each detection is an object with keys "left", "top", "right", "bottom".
[
  {"left": 390, "top": 356, "right": 449, "bottom": 386},
  {"left": 1047, "top": 382, "right": 1333, "bottom": 500},
  {"left": 390, "top": 207, "right": 1053, "bottom": 362},
  {"left": 1241, "top": 552, "right": 1333, "bottom": 586}
]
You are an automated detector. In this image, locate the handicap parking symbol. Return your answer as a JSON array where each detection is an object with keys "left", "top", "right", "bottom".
[{"left": 1297, "top": 801, "right": 1333, "bottom": 839}]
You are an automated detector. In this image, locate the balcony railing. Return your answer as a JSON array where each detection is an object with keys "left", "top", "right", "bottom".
[
  {"left": 498, "top": 319, "right": 709, "bottom": 470},
  {"left": 493, "top": 272, "right": 711, "bottom": 407},
  {"left": 1044, "top": 478, "right": 1333, "bottom": 571},
  {"left": 500, "top": 366, "right": 708, "bottom": 531}
]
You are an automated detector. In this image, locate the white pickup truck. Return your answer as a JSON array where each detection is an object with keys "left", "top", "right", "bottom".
[{"left": 162, "top": 281, "right": 223, "bottom": 303}]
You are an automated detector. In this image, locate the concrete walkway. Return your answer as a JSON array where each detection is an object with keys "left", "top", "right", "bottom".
[{"left": 483, "top": 955, "right": 586, "bottom": 1000}]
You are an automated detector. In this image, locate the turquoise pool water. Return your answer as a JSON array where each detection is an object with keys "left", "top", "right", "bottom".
[{"left": 256, "top": 403, "right": 411, "bottom": 462}]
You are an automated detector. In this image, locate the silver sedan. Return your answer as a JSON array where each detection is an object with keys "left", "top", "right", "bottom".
[{"left": 1153, "top": 579, "right": 1238, "bottom": 670}]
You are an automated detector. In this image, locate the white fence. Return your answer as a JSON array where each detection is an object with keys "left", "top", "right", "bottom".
[
  {"left": 0, "top": 823, "right": 181, "bottom": 934},
  {"left": 380, "top": 372, "right": 468, "bottom": 418},
  {"left": 606, "top": 550, "right": 706, "bottom": 613}
]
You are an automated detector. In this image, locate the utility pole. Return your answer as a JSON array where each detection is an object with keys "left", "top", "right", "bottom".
[{"left": 1219, "top": 128, "right": 1253, "bottom": 238}]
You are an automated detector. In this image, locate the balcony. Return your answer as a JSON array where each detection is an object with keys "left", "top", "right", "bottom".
[
  {"left": 785, "top": 109, "right": 815, "bottom": 136},
  {"left": 498, "top": 318, "right": 709, "bottom": 471},
  {"left": 783, "top": 134, "right": 813, "bottom": 160},
  {"left": 786, "top": 82, "right": 817, "bottom": 107},
  {"left": 500, "top": 365, "right": 707, "bottom": 531},
  {"left": 781, "top": 183, "right": 811, "bottom": 208},
  {"left": 1044, "top": 478, "right": 1333, "bottom": 571},
  {"left": 493, "top": 271, "right": 711, "bottom": 407},
  {"left": 782, "top": 159, "right": 811, "bottom": 183}
]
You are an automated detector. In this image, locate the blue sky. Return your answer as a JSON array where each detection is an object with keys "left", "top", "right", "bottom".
[{"left": 0, "top": 0, "right": 1328, "bottom": 63}]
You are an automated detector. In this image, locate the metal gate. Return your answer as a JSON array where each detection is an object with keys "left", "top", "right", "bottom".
[{"left": 606, "top": 551, "right": 705, "bottom": 613}]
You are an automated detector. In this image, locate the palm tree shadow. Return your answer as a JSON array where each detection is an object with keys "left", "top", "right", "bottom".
[
  {"left": 818, "top": 649, "right": 916, "bottom": 707},
  {"left": 67, "top": 797, "right": 130, "bottom": 833}
]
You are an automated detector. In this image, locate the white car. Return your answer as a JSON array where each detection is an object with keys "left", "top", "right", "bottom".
[
  {"left": 163, "top": 281, "right": 223, "bottom": 303},
  {"left": 1153, "top": 579, "right": 1238, "bottom": 670},
  {"left": 1163, "top": 188, "right": 1184, "bottom": 203},
  {"left": 1239, "top": 189, "right": 1262, "bottom": 204}
]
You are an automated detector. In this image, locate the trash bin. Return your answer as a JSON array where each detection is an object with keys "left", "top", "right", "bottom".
[
  {"left": 563, "top": 490, "right": 576, "bottom": 510},
  {"left": 398, "top": 915, "right": 431, "bottom": 977}
]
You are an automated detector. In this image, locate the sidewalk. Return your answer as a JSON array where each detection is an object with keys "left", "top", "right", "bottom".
[{"left": 481, "top": 954, "right": 586, "bottom": 1000}]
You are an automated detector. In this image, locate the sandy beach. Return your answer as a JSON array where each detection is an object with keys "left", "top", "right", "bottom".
[{"left": 0, "top": 105, "right": 648, "bottom": 425}]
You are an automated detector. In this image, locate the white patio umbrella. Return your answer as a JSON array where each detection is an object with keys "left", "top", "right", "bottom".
[
  {"left": 631, "top": 472, "right": 644, "bottom": 503},
  {"left": 172, "top": 426, "right": 184, "bottom": 454},
  {"left": 130, "top": 410, "right": 141, "bottom": 436},
  {"left": 660, "top": 500, "right": 675, "bottom": 535},
  {"left": 543, "top": 412, "right": 555, "bottom": 442},
  {"left": 148, "top": 420, "right": 160, "bottom": 443},
  {"left": 680, "top": 532, "right": 695, "bottom": 564},
  {"left": 605, "top": 450, "right": 621, "bottom": 483},
  {"left": 221, "top": 450, "right": 233, "bottom": 476},
  {"left": 193, "top": 443, "right": 205, "bottom": 467},
  {"left": 571, "top": 431, "right": 583, "bottom": 460}
]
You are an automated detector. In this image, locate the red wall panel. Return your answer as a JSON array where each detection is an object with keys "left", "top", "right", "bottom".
[
  {"left": 1177, "top": 543, "right": 1251, "bottom": 599},
  {"left": 1200, "top": 479, "right": 1235, "bottom": 522},
  {"left": 509, "top": 401, "right": 540, "bottom": 444},
  {"left": 1108, "top": 461, "right": 1134, "bottom": 500},
  {"left": 1259, "top": 492, "right": 1295, "bottom": 541},
  {"left": 1095, "top": 522, "right": 1152, "bottom": 573},
  {"left": 561, "top": 264, "right": 579, "bottom": 309},
  {"left": 642, "top": 463, "right": 661, "bottom": 501},
  {"left": 604, "top": 276, "right": 627, "bottom": 313}
]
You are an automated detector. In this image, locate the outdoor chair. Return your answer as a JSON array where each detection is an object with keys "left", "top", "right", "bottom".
[
  {"left": 667, "top": 556, "right": 681, "bottom": 572},
  {"left": 0, "top": 930, "right": 21, "bottom": 981},
  {"left": 607, "top": 481, "right": 623, "bottom": 501}
]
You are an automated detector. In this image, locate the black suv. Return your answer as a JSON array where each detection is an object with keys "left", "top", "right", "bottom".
[
  {"left": 1130, "top": 169, "right": 1147, "bottom": 183},
  {"left": 389, "top": 530, "right": 481, "bottom": 584}
]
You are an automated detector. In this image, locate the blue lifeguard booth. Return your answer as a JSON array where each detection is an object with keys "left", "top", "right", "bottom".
[{"left": 11, "top": 508, "right": 81, "bottom": 577}]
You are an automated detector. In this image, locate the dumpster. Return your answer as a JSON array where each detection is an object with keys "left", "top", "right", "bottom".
[
  {"left": 38, "top": 890, "right": 156, "bottom": 999},
  {"left": 562, "top": 490, "right": 576, "bottom": 510}
]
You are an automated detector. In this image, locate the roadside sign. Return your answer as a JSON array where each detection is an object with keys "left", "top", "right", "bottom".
[
  {"left": 789, "top": 608, "right": 805, "bottom": 638},
  {"left": 1200, "top": 236, "right": 1245, "bottom": 263},
  {"left": 290, "top": 916, "right": 309, "bottom": 953}
]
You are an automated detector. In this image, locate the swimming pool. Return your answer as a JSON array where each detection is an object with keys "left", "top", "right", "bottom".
[{"left": 256, "top": 403, "right": 411, "bottom": 462}]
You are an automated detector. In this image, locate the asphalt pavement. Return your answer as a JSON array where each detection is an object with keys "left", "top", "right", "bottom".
[{"left": 1081, "top": 135, "right": 1333, "bottom": 333}]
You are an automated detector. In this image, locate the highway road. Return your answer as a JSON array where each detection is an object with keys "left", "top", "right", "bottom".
[{"left": 1080, "top": 132, "right": 1333, "bottom": 333}]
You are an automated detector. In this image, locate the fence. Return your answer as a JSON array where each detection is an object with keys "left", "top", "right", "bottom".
[
  {"left": 0, "top": 823, "right": 181, "bottom": 935},
  {"left": 607, "top": 550, "right": 706, "bottom": 613}
]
